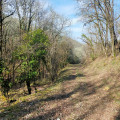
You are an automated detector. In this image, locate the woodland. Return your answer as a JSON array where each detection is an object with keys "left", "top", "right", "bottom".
[{"left": 1, "top": 0, "right": 120, "bottom": 120}]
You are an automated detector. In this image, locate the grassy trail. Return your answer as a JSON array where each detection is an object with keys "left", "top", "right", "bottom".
[{"left": 1, "top": 58, "right": 120, "bottom": 120}]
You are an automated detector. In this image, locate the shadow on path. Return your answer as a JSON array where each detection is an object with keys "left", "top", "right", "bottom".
[{"left": 0, "top": 81, "right": 95, "bottom": 120}]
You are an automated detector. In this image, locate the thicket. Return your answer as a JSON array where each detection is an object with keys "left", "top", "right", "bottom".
[{"left": 0, "top": 0, "right": 79, "bottom": 101}]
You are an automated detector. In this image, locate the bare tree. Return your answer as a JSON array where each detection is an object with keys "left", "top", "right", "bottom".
[
  {"left": 76, "top": 0, "right": 120, "bottom": 56},
  {"left": 15, "top": 0, "right": 37, "bottom": 32},
  {"left": 43, "top": 10, "right": 71, "bottom": 82}
]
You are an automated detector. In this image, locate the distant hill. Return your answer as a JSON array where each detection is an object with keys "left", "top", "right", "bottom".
[{"left": 61, "top": 36, "right": 85, "bottom": 60}]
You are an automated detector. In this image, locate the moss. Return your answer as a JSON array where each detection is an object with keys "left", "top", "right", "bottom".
[{"left": 0, "top": 91, "right": 7, "bottom": 103}]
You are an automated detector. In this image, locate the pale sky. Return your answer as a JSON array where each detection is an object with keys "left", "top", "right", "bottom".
[
  {"left": 46, "top": 0, "right": 84, "bottom": 42},
  {"left": 46, "top": 0, "right": 120, "bottom": 42}
]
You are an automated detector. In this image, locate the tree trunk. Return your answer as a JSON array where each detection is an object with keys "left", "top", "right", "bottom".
[
  {"left": 108, "top": 0, "right": 118, "bottom": 56},
  {"left": 0, "top": 0, "right": 3, "bottom": 76},
  {"left": 110, "top": 24, "right": 118, "bottom": 56},
  {"left": 12, "top": 62, "right": 15, "bottom": 83},
  {"left": 26, "top": 80, "right": 31, "bottom": 94}
]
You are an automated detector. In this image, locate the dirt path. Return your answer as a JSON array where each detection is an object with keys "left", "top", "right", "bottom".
[{"left": 0, "top": 65, "right": 120, "bottom": 120}]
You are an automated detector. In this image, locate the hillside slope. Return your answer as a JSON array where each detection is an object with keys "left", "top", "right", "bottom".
[
  {"left": 62, "top": 36, "right": 84, "bottom": 59},
  {"left": 1, "top": 57, "right": 120, "bottom": 119}
]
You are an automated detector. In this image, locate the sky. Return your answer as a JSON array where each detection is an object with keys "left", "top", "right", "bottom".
[
  {"left": 46, "top": 0, "right": 84, "bottom": 42},
  {"left": 46, "top": 0, "right": 120, "bottom": 43}
]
